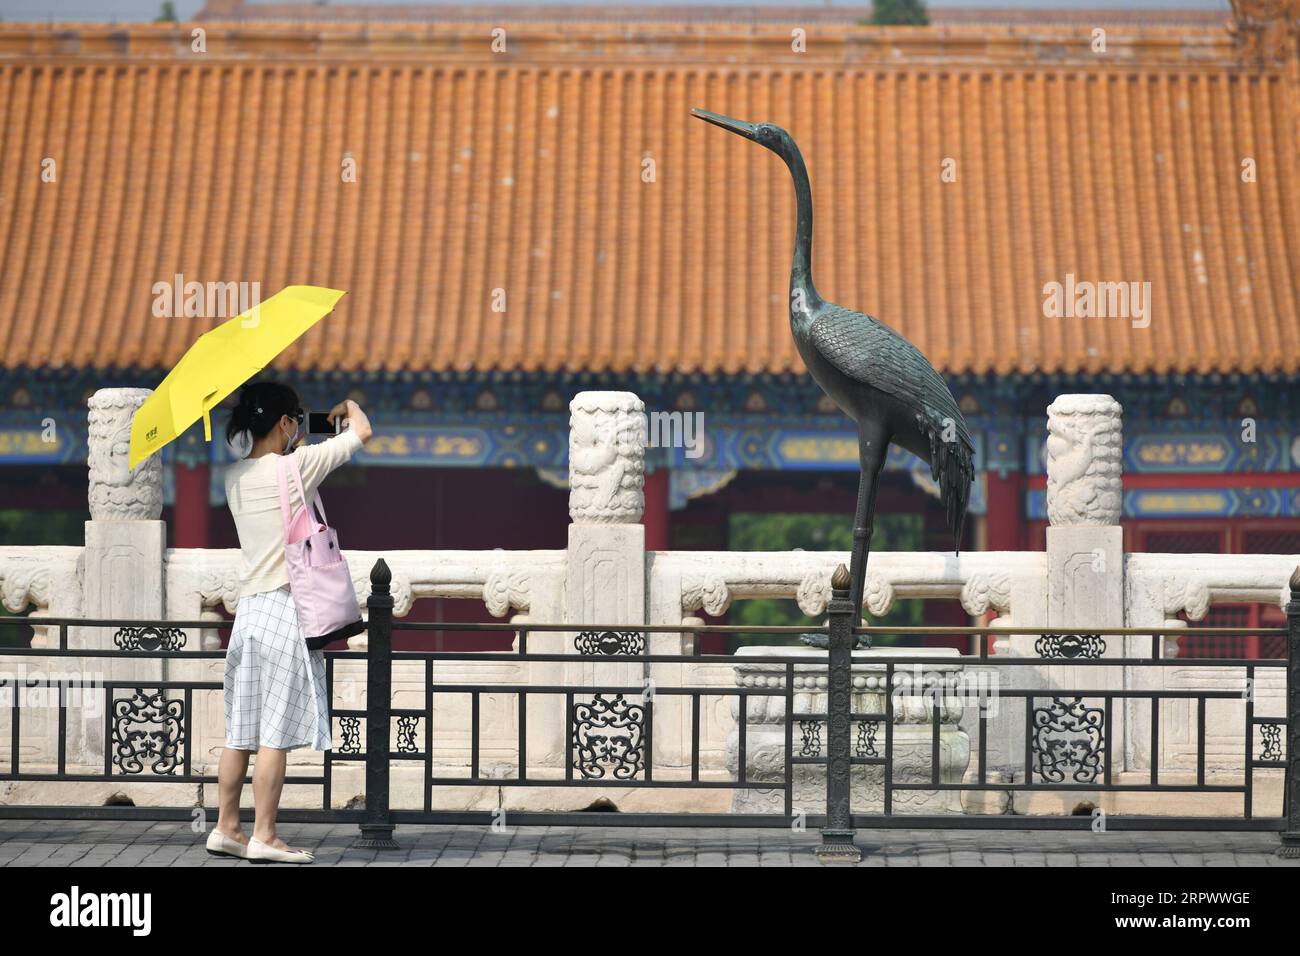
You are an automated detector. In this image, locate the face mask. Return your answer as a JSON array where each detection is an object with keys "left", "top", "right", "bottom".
[{"left": 283, "top": 418, "right": 300, "bottom": 451}]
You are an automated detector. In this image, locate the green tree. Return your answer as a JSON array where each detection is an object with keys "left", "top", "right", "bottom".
[
  {"left": 0, "top": 510, "right": 85, "bottom": 546},
  {"left": 868, "top": 0, "right": 930, "bottom": 27},
  {"left": 155, "top": 1, "right": 177, "bottom": 23}
]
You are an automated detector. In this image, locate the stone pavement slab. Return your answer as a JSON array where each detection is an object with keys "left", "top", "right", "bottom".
[{"left": 0, "top": 820, "right": 1296, "bottom": 866}]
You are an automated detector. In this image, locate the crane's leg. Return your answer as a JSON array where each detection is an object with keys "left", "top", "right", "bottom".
[{"left": 848, "top": 422, "right": 889, "bottom": 636}]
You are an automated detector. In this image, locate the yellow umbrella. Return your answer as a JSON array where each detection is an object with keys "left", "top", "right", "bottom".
[{"left": 128, "top": 285, "right": 347, "bottom": 469}]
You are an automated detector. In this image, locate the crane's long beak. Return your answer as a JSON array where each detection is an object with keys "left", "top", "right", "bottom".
[{"left": 690, "top": 107, "right": 759, "bottom": 141}]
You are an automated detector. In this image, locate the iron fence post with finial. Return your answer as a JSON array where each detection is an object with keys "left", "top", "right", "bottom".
[
  {"left": 356, "top": 558, "right": 398, "bottom": 850},
  {"left": 1279, "top": 566, "right": 1300, "bottom": 857},
  {"left": 815, "top": 563, "right": 862, "bottom": 863}
]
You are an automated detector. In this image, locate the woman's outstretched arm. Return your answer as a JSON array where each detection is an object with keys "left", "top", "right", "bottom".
[{"left": 291, "top": 400, "right": 372, "bottom": 492}]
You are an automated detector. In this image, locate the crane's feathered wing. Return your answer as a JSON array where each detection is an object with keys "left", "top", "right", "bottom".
[{"left": 808, "top": 305, "right": 975, "bottom": 551}]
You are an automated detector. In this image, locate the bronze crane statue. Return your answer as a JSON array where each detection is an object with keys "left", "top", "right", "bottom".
[{"left": 691, "top": 108, "right": 975, "bottom": 632}]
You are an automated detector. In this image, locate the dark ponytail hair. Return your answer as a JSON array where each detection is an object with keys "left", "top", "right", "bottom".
[{"left": 225, "top": 381, "right": 301, "bottom": 446}]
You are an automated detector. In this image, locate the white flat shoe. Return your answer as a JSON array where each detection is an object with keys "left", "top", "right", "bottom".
[
  {"left": 246, "top": 837, "right": 315, "bottom": 864},
  {"left": 205, "top": 829, "right": 249, "bottom": 859}
]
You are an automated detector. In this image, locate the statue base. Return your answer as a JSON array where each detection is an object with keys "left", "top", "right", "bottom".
[{"left": 728, "top": 647, "right": 972, "bottom": 816}]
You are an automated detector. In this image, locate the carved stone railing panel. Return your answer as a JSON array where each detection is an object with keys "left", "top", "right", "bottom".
[
  {"left": 0, "top": 547, "right": 83, "bottom": 614},
  {"left": 162, "top": 547, "right": 566, "bottom": 621},
  {"left": 1128, "top": 553, "right": 1298, "bottom": 624},
  {"left": 1124, "top": 553, "right": 1296, "bottom": 779},
  {"left": 663, "top": 550, "right": 1043, "bottom": 621}
]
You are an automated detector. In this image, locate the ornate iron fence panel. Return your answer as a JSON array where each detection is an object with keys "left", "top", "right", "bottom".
[
  {"left": 571, "top": 694, "right": 646, "bottom": 780},
  {"left": 111, "top": 689, "right": 185, "bottom": 776},
  {"left": 0, "top": 618, "right": 355, "bottom": 823}
]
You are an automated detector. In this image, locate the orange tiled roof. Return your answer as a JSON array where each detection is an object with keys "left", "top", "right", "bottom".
[
  {"left": 194, "top": 1, "right": 1234, "bottom": 28},
  {"left": 0, "top": 22, "right": 1296, "bottom": 377}
]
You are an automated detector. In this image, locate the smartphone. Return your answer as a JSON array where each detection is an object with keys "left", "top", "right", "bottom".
[{"left": 308, "top": 411, "right": 340, "bottom": 435}]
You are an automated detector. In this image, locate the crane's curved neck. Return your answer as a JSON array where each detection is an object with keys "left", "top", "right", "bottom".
[{"left": 782, "top": 141, "right": 817, "bottom": 305}]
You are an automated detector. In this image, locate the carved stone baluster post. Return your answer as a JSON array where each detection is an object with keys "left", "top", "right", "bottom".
[
  {"left": 78, "top": 388, "right": 167, "bottom": 769},
  {"left": 1042, "top": 394, "right": 1128, "bottom": 794},
  {"left": 1279, "top": 567, "right": 1300, "bottom": 858},
  {"left": 1045, "top": 393, "right": 1124, "bottom": 633},
  {"left": 562, "top": 392, "right": 649, "bottom": 789},
  {"left": 815, "top": 564, "right": 861, "bottom": 863}
]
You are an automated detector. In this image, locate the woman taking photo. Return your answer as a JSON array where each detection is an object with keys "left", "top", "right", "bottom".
[{"left": 205, "top": 381, "right": 372, "bottom": 863}]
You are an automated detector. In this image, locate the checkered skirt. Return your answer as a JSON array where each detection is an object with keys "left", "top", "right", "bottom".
[{"left": 223, "top": 585, "right": 333, "bottom": 752}]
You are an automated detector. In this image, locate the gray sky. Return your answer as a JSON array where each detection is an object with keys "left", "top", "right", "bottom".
[{"left": 0, "top": 0, "right": 1232, "bottom": 25}]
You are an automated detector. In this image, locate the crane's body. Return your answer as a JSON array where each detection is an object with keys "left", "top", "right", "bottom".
[{"left": 692, "top": 108, "right": 975, "bottom": 626}]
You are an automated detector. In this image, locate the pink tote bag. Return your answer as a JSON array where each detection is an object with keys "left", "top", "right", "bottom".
[{"left": 276, "top": 452, "right": 365, "bottom": 650}]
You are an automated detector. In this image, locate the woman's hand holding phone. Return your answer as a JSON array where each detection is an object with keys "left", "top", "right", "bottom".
[{"left": 326, "top": 400, "right": 373, "bottom": 444}]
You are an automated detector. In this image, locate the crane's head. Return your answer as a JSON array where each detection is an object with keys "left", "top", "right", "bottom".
[{"left": 690, "top": 108, "right": 795, "bottom": 159}]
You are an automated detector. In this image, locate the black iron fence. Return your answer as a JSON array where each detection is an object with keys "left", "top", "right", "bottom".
[{"left": 1, "top": 559, "right": 1297, "bottom": 861}]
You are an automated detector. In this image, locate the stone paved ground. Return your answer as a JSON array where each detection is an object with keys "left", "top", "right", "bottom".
[{"left": 1, "top": 819, "right": 1298, "bottom": 866}]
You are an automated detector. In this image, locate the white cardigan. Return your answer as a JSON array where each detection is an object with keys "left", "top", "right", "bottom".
[{"left": 223, "top": 427, "right": 364, "bottom": 598}]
